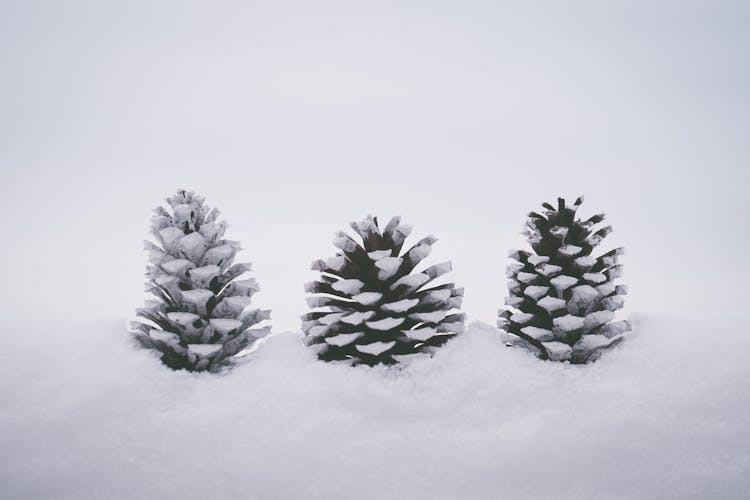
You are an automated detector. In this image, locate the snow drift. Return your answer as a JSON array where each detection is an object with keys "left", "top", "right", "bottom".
[{"left": 1, "top": 315, "right": 748, "bottom": 500}]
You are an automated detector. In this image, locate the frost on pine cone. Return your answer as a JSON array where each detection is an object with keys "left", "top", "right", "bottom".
[
  {"left": 498, "top": 196, "right": 630, "bottom": 363},
  {"left": 303, "top": 215, "right": 464, "bottom": 366},
  {"left": 130, "top": 190, "right": 270, "bottom": 372}
]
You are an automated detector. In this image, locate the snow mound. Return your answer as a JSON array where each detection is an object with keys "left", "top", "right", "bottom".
[{"left": 1, "top": 315, "right": 749, "bottom": 500}]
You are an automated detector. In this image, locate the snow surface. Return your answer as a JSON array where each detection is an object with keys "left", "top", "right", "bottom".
[
  {"left": 356, "top": 340, "right": 396, "bottom": 356},
  {"left": 187, "top": 344, "right": 222, "bottom": 356},
  {"left": 375, "top": 256, "right": 403, "bottom": 280},
  {"left": 365, "top": 317, "right": 406, "bottom": 331},
  {"left": 2, "top": 315, "right": 748, "bottom": 500},
  {"left": 553, "top": 314, "right": 586, "bottom": 332},
  {"left": 331, "top": 278, "right": 365, "bottom": 295}
]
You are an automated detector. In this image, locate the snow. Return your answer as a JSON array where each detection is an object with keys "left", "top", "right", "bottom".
[
  {"left": 155, "top": 274, "right": 180, "bottom": 289},
  {"left": 390, "top": 273, "right": 430, "bottom": 291},
  {"left": 409, "top": 311, "right": 448, "bottom": 324},
  {"left": 527, "top": 255, "right": 549, "bottom": 266},
  {"left": 311, "top": 255, "right": 348, "bottom": 273},
  {"left": 158, "top": 226, "right": 185, "bottom": 251},
  {"left": 574, "top": 334, "right": 615, "bottom": 352},
  {"left": 403, "top": 327, "right": 438, "bottom": 341},
  {"left": 601, "top": 295, "right": 626, "bottom": 311},
  {"left": 520, "top": 326, "right": 554, "bottom": 341},
  {"left": 583, "top": 272, "right": 607, "bottom": 284},
  {"left": 180, "top": 289, "right": 213, "bottom": 305},
  {"left": 340, "top": 311, "right": 375, "bottom": 325},
  {"left": 331, "top": 278, "right": 365, "bottom": 295},
  {"left": 542, "top": 340, "right": 573, "bottom": 361},
  {"left": 352, "top": 292, "right": 383, "bottom": 305},
  {"left": 226, "top": 278, "right": 260, "bottom": 296},
  {"left": 1, "top": 316, "right": 749, "bottom": 499},
  {"left": 333, "top": 232, "right": 358, "bottom": 253},
  {"left": 381, "top": 298, "right": 419, "bottom": 313},
  {"left": 188, "top": 344, "right": 222, "bottom": 356},
  {"left": 171, "top": 204, "right": 192, "bottom": 225},
  {"left": 180, "top": 290, "right": 213, "bottom": 314},
  {"left": 504, "top": 295, "right": 524, "bottom": 307},
  {"left": 537, "top": 296, "right": 567, "bottom": 313},
  {"left": 596, "top": 282, "right": 617, "bottom": 296},
  {"left": 307, "top": 325, "right": 329, "bottom": 337},
  {"left": 375, "top": 257, "right": 403, "bottom": 280},
  {"left": 365, "top": 317, "right": 406, "bottom": 331},
  {"left": 535, "top": 263, "right": 563, "bottom": 277},
  {"left": 506, "top": 262, "right": 525, "bottom": 275},
  {"left": 161, "top": 258, "right": 195, "bottom": 276},
  {"left": 166, "top": 311, "right": 200, "bottom": 326},
  {"left": 198, "top": 222, "right": 223, "bottom": 242},
  {"left": 305, "top": 296, "right": 330, "bottom": 308},
  {"left": 510, "top": 312, "right": 534, "bottom": 324},
  {"left": 553, "top": 314, "right": 586, "bottom": 332},
  {"left": 557, "top": 245, "right": 583, "bottom": 257},
  {"left": 516, "top": 272, "right": 537, "bottom": 284},
  {"left": 354, "top": 218, "right": 377, "bottom": 235},
  {"left": 599, "top": 320, "right": 632, "bottom": 338},
  {"left": 355, "top": 340, "right": 396, "bottom": 356},
  {"left": 523, "top": 285, "right": 549, "bottom": 300},
  {"left": 425, "top": 261, "right": 452, "bottom": 278},
  {"left": 549, "top": 275, "right": 578, "bottom": 291},
  {"left": 392, "top": 224, "right": 413, "bottom": 242},
  {"left": 317, "top": 312, "right": 344, "bottom": 326},
  {"left": 203, "top": 244, "right": 234, "bottom": 267},
  {"left": 188, "top": 265, "right": 221, "bottom": 287},
  {"left": 209, "top": 319, "right": 243, "bottom": 335},
  {"left": 425, "top": 289, "right": 452, "bottom": 303},
  {"left": 569, "top": 285, "right": 601, "bottom": 305},
  {"left": 214, "top": 296, "right": 253, "bottom": 316},
  {"left": 324, "top": 332, "right": 363, "bottom": 347},
  {"left": 407, "top": 242, "right": 433, "bottom": 263},
  {"left": 177, "top": 232, "right": 206, "bottom": 261},
  {"left": 149, "top": 329, "right": 179, "bottom": 344},
  {"left": 583, "top": 310, "right": 615, "bottom": 331},
  {"left": 367, "top": 250, "right": 392, "bottom": 261},
  {"left": 574, "top": 255, "right": 597, "bottom": 269},
  {"left": 608, "top": 265, "right": 624, "bottom": 279}
]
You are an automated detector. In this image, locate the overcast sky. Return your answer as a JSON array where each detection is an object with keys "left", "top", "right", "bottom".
[{"left": 1, "top": 1, "right": 748, "bottom": 332}]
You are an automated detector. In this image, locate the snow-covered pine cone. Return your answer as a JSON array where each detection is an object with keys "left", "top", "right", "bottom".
[
  {"left": 130, "top": 189, "right": 270, "bottom": 372},
  {"left": 303, "top": 215, "right": 465, "bottom": 365},
  {"left": 498, "top": 196, "right": 630, "bottom": 363}
]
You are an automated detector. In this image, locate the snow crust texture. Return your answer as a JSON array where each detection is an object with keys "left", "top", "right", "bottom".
[
  {"left": 500, "top": 197, "right": 630, "bottom": 363},
  {"left": 303, "top": 215, "right": 464, "bottom": 365},
  {"left": 1, "top": 316, "right": 749, "bottom": 500}
]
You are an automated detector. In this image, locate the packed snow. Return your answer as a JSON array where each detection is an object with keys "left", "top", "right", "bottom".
[{"left": 1, "top": 315, "right": 748, "bottom": 500}]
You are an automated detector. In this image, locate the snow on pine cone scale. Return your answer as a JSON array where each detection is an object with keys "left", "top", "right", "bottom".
[
  {"left": 303, "top": 215, "right": 465, "bottom": 366},
  {"left": 130, "top": 190, "right": 270, "bottom": 372},
  {"left": 498, "top": 196, "right": 631, "bottom": 363}
]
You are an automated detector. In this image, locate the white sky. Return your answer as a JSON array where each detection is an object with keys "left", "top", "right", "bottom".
[{"left": 1, "top": 1, "right": 748, "bottom": 331}]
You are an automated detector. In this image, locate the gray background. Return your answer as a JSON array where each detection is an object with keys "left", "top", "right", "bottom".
[{"left": 2, "top": 1, "right": 748, "bottom": 331}]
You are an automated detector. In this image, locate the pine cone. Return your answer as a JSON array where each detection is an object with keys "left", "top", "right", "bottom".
[
  {"left": 130, "top": 189, "right": 270, "bottom": 372},
  {"left": 303, "top": 215, "right": 464, "bottom": 365},
  {"left": 498, "top": 196, "right": 630, "bottom": 363}
]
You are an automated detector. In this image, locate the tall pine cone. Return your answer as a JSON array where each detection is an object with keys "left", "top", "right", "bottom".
[
  {"left": 498, "top": 196, "right": 630, "bottom": 363},
  {"left": 130, "top": 189, "right": 271, "bottom": 372},
  {"left": 303, "top": 215, "right": 464, "bottom": 365}
]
